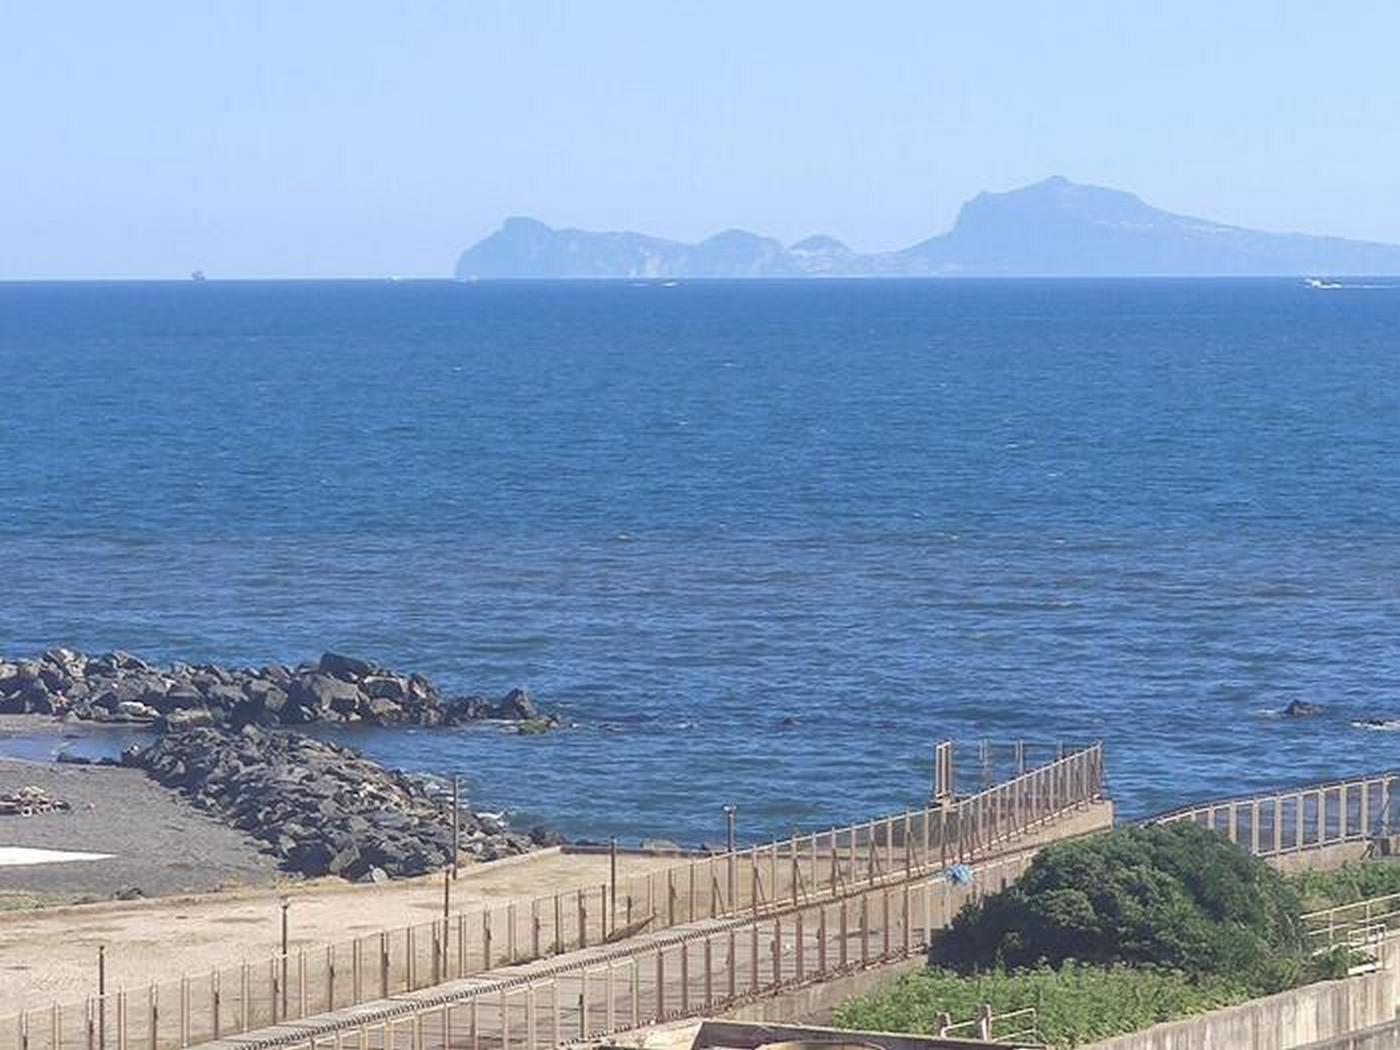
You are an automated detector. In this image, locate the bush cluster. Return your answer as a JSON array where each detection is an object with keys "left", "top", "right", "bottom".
[
  {"left": 836, "top": 824, "right": 1378, "bottom": 1047},
  {"left": 931, "top": 822, "right": 1307, "bottom": 991}
]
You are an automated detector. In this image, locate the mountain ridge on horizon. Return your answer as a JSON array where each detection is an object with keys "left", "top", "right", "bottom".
[{"left": 454, "top": 176, "right": 1400, "bottom": 279}]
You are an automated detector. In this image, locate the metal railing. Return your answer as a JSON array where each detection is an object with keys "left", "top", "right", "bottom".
[
  {"left": 936, "top": 1005, "right": 1039, "bottom": 1044},
  {"left": 1303, "top": 891, "right": 1400, "bottom": 954},
  {"left": 5, "top": 742, "right": 1102, "bottom": 1050},
  {"left": 1144, "top": 771, "right": 1398, "bottom": 858},
  {"left": 234, "top": 850, "right": 1047, "bottom": 1050}
]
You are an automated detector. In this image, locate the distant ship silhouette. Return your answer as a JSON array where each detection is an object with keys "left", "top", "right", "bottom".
[{"left": 190, "top": 270, "right": 207, "bottom": 281}]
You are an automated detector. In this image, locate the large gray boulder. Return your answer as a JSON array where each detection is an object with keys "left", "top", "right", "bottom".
[
  {"left": 287, "top": 673, "right": 364, "bottom": 715},
  {"left": 319, "top": 652, "right": 377, "bottom": 680}
]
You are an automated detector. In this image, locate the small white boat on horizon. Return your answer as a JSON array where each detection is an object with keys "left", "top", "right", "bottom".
[{"left": 1305, "top": 277, "right": 1343, "bottom": 289}]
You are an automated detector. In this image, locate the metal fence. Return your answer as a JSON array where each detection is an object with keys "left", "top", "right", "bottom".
[
  {"left": 1144, "top": 771, "right": 1399, "bottom": 858},
  {"left": 1303, "top": 891, "right": 1400, "bottom": 954},
  {"left": 5, "top": 742, "right": 1102, "bottom": 1050},
  {"left": 242, "top": 849, "right": 1046, "bottom": 1050}
]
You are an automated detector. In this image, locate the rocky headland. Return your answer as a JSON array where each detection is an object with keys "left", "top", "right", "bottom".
[{"left": 0, "top": 648, "right": 558, "bottom": 732}]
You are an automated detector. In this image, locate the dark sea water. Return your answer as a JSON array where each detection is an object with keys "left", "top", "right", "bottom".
[{"left": 2, "top": 278, "right": 1398, "bottom": 845}]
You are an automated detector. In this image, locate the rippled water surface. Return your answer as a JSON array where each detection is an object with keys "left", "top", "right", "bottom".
[{"left": 2, "top": 278, "right": 1398, "bottom": 843}]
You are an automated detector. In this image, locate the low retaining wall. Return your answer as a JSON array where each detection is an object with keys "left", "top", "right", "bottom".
[
  {"left": 1086, "top": 940, "right": 1400, "bottom": 1050},
  {"left": 1268, "top": 841, "right": 1373, "bottom": 875},
  {"left": 1294, "top": 1015, "right": 1400, "bottom": 1050}
]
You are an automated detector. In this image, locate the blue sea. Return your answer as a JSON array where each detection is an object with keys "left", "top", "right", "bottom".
[{"left": 2, "top": 278, "right": 1398, "bottom": 845}]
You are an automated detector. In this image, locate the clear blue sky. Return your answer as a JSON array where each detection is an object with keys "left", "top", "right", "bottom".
[{"left": 4, "top": 2, "right": 1399, "bottom": 278}]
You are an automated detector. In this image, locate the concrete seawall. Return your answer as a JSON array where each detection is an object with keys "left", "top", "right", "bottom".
[{"left": 1085, "top": 939, "right": 1400, "bottom": 1050}]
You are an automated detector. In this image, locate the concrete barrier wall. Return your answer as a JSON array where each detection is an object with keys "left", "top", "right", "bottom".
[
  {"left": 1086, "top": 939, "right": 1400, "bottom": 1050},
  {"left": 1293, "top": 1015, "right": 1400, "bottom": 1050},
  {"left": 1269, "top": 841, "right": 1373, "bottom": 876}
]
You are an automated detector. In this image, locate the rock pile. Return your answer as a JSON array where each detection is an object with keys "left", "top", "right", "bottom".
[
  {"left": 126, "top": 726, "right": 547, "bottom": 878},
  {"left": 0, "top": 649, "right": 559, "bottom": 731}
]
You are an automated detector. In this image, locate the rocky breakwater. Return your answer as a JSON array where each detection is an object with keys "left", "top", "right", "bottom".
[
  {"left": 0, "top": 648, "right": 559, "bottom": 731},
  {"left": 128, "top": 726, "right": 552, "bottom": 878}
]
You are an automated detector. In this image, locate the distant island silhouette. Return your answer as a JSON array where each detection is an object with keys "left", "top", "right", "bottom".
[{"left": 455, "top": 177, "right": 1400, "bottom": 279}]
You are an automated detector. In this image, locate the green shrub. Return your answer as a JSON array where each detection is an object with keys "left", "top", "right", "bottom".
[
  {"left": 932, "top": 823, "right": 1305, "bottom": 992},
  {"left": 1289, "top": 860, "right": 1400, "bottom": 911},
  {"left": 833, "top": 963, "right": 1252, "bottom": 1048}
]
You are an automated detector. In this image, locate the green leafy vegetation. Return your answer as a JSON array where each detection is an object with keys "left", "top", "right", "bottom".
[
  {"left": 835, "top": 824, "right": 1358, "bottom": 1047},
  {"left": 832, "top": 964, "right": 1252, "bottom": 1048},
  {"left": 1289, "top": 861, "right": 1400, "bottom": 911},
  {"left": 932, "top": 822, "right": 1307, "bottom": 992}
]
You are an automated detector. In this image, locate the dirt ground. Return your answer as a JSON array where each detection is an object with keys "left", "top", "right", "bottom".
[
  {"left": 0, "top": 746, "right": 677, "bottom": 1018},
  {"left": 0, "top": 756, "right": 281, "bottom": 902},
  {"left": 0, "top": 845, "right": 677, "bottom": 1017}
]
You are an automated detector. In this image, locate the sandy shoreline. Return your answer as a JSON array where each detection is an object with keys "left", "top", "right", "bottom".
[
  {"left": 0, "top": 755, "right": 280, "bottom": 903},
  {"left": 0, "top": 728, "right": 679, "bottom": 1018}
]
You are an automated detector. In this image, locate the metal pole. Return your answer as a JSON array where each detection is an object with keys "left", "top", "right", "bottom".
[
  {"left": 98, "top": 946, "right": 106, "bottom": 1050},
  {"left": 280, "top": 901, "right": 289, "bottom": 1019},
  {"left": 609, "top": 837, "right": 617, "bottom": 936},
  {"left": 443, "top": 869, "right": 451, "bottom": 920},
  {"left": 452, "top": 775, "right": 461, "bottom": 880},
  {"left": 723, "top": 805, "right": 737, "bottom": 913}
]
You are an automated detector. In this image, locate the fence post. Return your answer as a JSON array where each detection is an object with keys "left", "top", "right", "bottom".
[
  {"left": 978, "top": 1003, "right": 994, "bottom": 1039},
  {"left": 790, "top": 836, "right": 800, "bottom": 906},
  {"left": 882, "top": 887, "right": 892, "bottom": 958},
  {"left": 553, "top": 895, "right": 563, "bottom": 955},
  {"left": 680, "top": 940, "right": 689, "bottom": 1016},
  {"left": 607, "top": 959, "right": 617, "bottom": 1034},
  {"left": 839, "top": 898, "right": 849, "bottom": 968},
  {"left": 550, "top": 979, "right": 560, "bottom": 1050},
  {"left": 771, "top": 917, "right": 782, "bottom": 988},
  {"left": 860, "top": 892, "right": 869, "bottom": 965},
  {"left": 703, "top": 936, "right": 714, "bottom": 1010},
  {"left": 903, "top": 883, "right": 912, "bottom": 955},
  {"left": 751, "top": 851, "right": 760, "bottom": 915},
  {"left": 749, "top": 923, "right": 760, "bottom": 994},
  {"left": 579, "top": 969, "right": 589, "bottom": 1039},
  {"left": 727, "top": 929, "right": 738, "bottom": 1003},
  {"left": 655, "top": 949, "right": 665, "bottom": 1020},
  {"left": 531, "top": 900, "right": 541, "bottom": 959},
  {"left": 795, "top": 911, "right": 805, "bottom": 982}
]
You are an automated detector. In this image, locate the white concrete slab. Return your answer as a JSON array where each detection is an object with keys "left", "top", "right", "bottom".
[{"left": 0, "top": 846, "right": 114, "bottom": 867}]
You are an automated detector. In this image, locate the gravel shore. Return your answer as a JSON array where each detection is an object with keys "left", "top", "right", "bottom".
[{"left": 0, "top": 756, "right": 278, "bottom": 903}]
